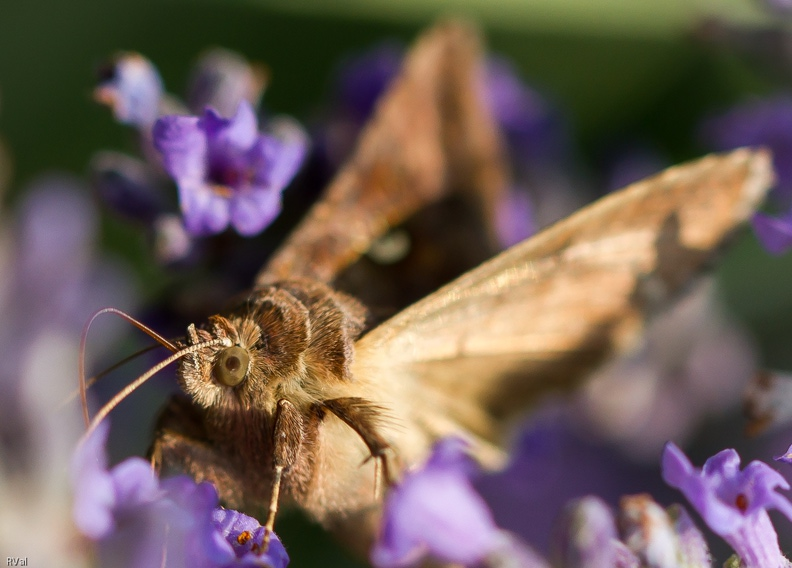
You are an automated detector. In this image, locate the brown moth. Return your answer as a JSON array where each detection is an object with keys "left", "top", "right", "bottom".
[{"left": 113, "top": 20, "right": 774, "bottom": 561}]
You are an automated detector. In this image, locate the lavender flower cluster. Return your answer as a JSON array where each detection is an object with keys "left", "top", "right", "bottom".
[{"left": 6, "top": 5, "right": 792, "bottom": 568}]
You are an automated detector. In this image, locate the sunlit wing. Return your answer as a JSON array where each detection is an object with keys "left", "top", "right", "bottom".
[
  {"left": 352, "top": 148, "right": 773, "bottom": 459},
  {"left": 257, "top": 21, "right": 507, "bottom": 285}
]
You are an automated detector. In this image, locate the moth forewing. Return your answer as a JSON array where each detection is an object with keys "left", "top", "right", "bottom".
[
  {"left": 258, "top": 20, "right": 507, "bottom": 286},
  {"left": 354, "top": 148, "right": 773, "bottom": 469}
]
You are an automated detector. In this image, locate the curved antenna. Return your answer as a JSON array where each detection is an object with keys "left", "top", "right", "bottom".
[
  {"left": 81, "top": 336, "right": 231, "bottom": 442},
  {"left": 61, "top": 342, "right": 175, "bottom": 410},
  {"left": 79, "top": 307, "right": 179, "bottom": 427}
]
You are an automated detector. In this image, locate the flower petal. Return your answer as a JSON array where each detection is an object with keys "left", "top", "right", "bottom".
[
  {"left": 110, "top": 457, "right": 160, "bottom": 513},
  {"left": 254, "top": 121, "right": 308, "bottom": 191},
  {"left": 70, "top": 421, "right": 116, "bottom": 539},
  {"left": 212, "top": 508, "right": 290, "bottom": 567},
  {"left": 228, "top": 188, "right": 281, "bottom": 236},
  {"left": 178, "top": 182, "right": 232, "bottom": 236},
  {"left": 371, "top": 437, "right": 499, "bottom": 567},
  {"left": 153, "top": 114, "right": 207, "bottom": 184},
  {"left": 202, "top": 100, "right": 259, "bottom": 154}
]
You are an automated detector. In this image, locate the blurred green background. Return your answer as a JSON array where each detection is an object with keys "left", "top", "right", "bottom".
[{"left": 2, "top": 0, "right": 792, "bottom": 565}]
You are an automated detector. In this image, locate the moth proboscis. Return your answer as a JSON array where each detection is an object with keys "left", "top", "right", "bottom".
[{"left": 80, "top": 19, "right": 775, "bottom": 563}]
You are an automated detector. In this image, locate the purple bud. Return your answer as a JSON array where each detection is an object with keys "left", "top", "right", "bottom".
[
  {"left": 95, "top": 52, "right": 164, "bottom": 129},
  {"left": 335, "top": 43, "right": 402, "bottom": 120},
  {"left": 553, "top": 496, "right": 627, "bottom": 568},
  {"left": 90, "top": 151, "right": 163, "bottom": 223}
]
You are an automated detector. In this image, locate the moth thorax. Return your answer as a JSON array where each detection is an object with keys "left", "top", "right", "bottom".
[{"left": 241, "top": 279, "right": 368, "bottom": 384}]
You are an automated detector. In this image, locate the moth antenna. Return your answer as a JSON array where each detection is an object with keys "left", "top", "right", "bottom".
[
  {"left": 60, "top": 342, "right": 175, "bottom": 410},
  {"left": 81, "top": 336, "right": 231, "bottom": 442},
  {"left": 79, "top": 307, "right": 179, "bottom": 428}
]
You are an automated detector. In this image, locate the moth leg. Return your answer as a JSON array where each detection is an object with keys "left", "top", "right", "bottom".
[
  {"left": 263, "top": 399, "right": 305, "bottom": 551},
  {"left": 321, "top": 397, "right": 393, "bottom": 497}
]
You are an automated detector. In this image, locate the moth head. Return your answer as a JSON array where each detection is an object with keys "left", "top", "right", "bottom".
[
  {"left": 178, "top": 295, "right": 311, "bottom": 410},
  {"left": 76, "top": 307, "right": 233, "bottom": 442}
]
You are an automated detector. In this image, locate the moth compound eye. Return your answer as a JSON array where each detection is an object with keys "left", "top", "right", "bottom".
[{"left": 213, "top": 346, "right": 250, "bottom": 387}]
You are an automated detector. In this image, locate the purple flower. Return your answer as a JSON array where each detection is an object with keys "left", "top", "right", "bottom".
[
  {"left": 213, "top": 508, "right": 290, "bottom": 567},
  {"left": 494, "top": 186, "right": 535, "bottom": 248},
  {"left": 71, "top": 421, "right": 289, "bottom": 568},
  {"left": 335, "top": 43, "right": 402, "bottom": 120},
  {"left": 0, "top": 177, "right": 136, "bottom": 566},
  {"left": 95, "top": 52, "right": 164, "bottom": 129},
  {"left": 483, "top": 56, "right": 564, "bottom": 164},
  {"left": 154, "top": 101, "right": 307, "bottom": 236},
  {"left": 751, "top": 211, "right": 792, "bottom": 255},
  {"left": 91, "top": 151, "right": 164, "bottom": 223},
  {"left": 701, "top": 97, "right": 792, "bottom": 199},
  {"left": 552, "top": 494, "right": 712, "bottom": 568},
  {"left": 699, "top": 97, "right": 792, "bottom": 254},
  {"left": 662, "top": 442, "right": 792, "bottom": 567},
  {"left": 371, "top": 437, "right": 501, "bottom": 567}
]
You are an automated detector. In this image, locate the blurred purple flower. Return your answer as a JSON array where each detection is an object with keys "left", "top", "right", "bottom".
[
  {"left": 91, "top": 151, "right": 164, "bottom": 224},
  {"left": 553, "top": 496, "right": 629, "bottom": 567},
  {"left": 95, "top": 53, "right": 164, "bottom": 129},
  {"left": 662, "top": 442, "right": 792, "bottom": 568},
  {"left": 554, "top": 494, "right": 711, "bottom": 567},
  {"left": 570, "top": 281, "right": 755, "bottom": 462},
  {"left": 0, "top": 177, "right": 135, "bottom": 565},
  {"left": 371, "top": 437, "right": 501, "bottom": 567},
  {"left": 495, "top": 185, "right": 535, "bottom": 247},
  {"left": 154, "top": 101, "right": 307, "bottom": 236},
  {"left": 72, "top": 421, "right": 289, "bottom": 568},
  {"left": 701, "top": 97, "right": 792, "bottom": 199},
  {"left": 483, "top": 56, "right": 563, "bottom": 164},
  {"left": 751, "top": 211, "right": 792, "bottom": 255},
  {"left": 477, "top": 410, "right": 669, "bottom": 555},
  {"left": 336, "top": 43, "right": 402, "bottom": 120},
  {"left": 481, "top": 55, "right": 587, "bottom": 234},
  {"left": 700, "top": 97, "right": 792, "bottom": 254}
]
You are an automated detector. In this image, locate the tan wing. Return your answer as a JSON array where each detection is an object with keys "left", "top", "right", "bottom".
[
  {"left": 257, "top": 20, "right": 508, "bottom": 285},
  {"left": 352, "top": 148, "right": 773, "bottom": 465}
]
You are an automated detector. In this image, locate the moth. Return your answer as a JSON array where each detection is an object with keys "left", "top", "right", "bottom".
[{"left": 81, "top": 20, "right": 774, "bottom": 561}]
